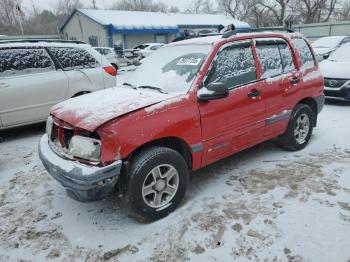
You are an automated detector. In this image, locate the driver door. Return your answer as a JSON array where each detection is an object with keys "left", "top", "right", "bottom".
[{"left": 198, "top": 41, "right": 267, "bottom": 166}]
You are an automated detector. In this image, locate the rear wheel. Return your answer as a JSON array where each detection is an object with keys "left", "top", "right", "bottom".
[
  {"left": 125, "top": 147, "right": 189, "bottom": 220},
  {"left": 276, "top": 103, "right": 314, "bottom": 151}
]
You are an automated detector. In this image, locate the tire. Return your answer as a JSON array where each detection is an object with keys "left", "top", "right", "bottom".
[
  {"left": 125, "top": 146, "right": 189, "bottom": 220},
  {"left": 276, "top": 103, "right": 314, "bottom": 151}
]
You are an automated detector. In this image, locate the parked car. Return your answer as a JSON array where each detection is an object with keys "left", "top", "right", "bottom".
[
  {"left": 133, "top": 43, "right": 165, "bottom": 58},
  {"left": 312, "top": 35, "right": 350, "bottom": 61},
  {"left": 320, "top": 42, "right": 350, "bottom": 101},
  {"left": 0, "top": 40, "right": 116, "bottom": 130},
  {"left": 39, "top": 32, "right": 324, "bottom": 220},
  {"left": 94, "top": 47, "right": 126, "bottom": 69}
]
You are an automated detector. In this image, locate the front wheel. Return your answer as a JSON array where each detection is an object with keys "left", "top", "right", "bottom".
[
  {"left": 276, "top": 103, "right": 314, "bottom": 151},
  {"left": 125, "top": 147, "right": 189, "bottom": 220}
]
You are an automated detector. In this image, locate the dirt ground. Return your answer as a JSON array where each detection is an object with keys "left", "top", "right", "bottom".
[{"left": 1, "top": 100, "right": 350, "bottom": 262}]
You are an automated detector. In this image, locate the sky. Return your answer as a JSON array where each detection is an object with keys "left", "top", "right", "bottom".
[{"left": 21, "top": 0, "right": 193, "bottom": 13}]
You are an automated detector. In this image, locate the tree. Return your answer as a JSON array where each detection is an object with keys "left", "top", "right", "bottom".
[
  {"left": 298, "top": 0, "right": 338, "bottom": 23},
  {"left": 257, "top": 0, "right": 291, "bottom": 26},
  {"left": 111, "top": 0, "right": 172, "bottom": 13},
  {"left": 185, "top": 0, "right": 216, "bottom": 14},
  {"left": 54, "top": 0, "right": 81, "bottom": 16}
]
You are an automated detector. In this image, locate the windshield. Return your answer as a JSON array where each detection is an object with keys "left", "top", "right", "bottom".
[
  {"left": 123, "top": 44, "right": 212, "bottom": 94},
  {"left": 328, "top": 44, "right": 350, "bottom": 62},
  {"left": 312, "top": 36, "right": 344, "bottom": 48}
]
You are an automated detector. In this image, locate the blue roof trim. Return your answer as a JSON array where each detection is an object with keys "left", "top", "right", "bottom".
[{"left": 110, "top": 27, "right": 180, "bottom": 34}]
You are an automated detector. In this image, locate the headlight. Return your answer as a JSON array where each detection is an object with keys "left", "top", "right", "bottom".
[
  {"left": 46, "top": 116, "right": 53, "bottom": 138},
  {"left": 68, "top": 136, "right": 101, "bottom": 162}
]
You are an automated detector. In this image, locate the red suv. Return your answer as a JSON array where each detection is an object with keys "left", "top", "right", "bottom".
[{"left": 39, "top": 32, "right": 324, "bottom": 220}]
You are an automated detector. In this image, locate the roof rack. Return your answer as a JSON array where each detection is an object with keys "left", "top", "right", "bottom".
[
  {"left": 0, "top": 39, "right": 86, "bottom": 44},
  {"left": 222, "top": 27, "right": 294, "bottom": 39}
]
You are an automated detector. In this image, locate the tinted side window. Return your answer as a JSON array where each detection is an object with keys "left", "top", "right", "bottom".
[
  {"left": 207, "top": 43, "right": 257, "bottom": 89},
  {"left": 292, "top": 38, "right": 315, "bottom": 70},
  {"left": 0, "top": 48, "right": 55, "bottom": 77},
  {"left": 48, "top": 47, "right": 99, "bottom": 70},
  {"left": 256, "top": 44, "right": 283, "bottom": 78},
  {"left": 278, "top": 43, "right": 296, "bottom": 73}
]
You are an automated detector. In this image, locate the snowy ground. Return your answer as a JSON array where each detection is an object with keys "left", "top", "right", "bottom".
[{"left": 1, "top": 97, "right": 350, "bottom": 262}]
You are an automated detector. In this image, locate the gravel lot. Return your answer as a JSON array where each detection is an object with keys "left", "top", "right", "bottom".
[{"left": 1, "top": 99, "right": 350, "bottom": 262}]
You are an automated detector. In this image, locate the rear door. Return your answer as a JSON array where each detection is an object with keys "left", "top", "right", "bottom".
[
  {"left": 48, "top": 46, "right": 107, "bottom": 97},
  {"left": 198, "top": 40, "right": 267, "bottom": 165},
  {"left": 0, "top": 47, "right": 68, "bottom": 127},
  {"left": 255, "top": 39, "right": 299, "bottom": 137}
]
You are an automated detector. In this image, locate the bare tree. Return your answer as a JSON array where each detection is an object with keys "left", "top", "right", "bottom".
[
  {"left": 185, "top": 0, "right": 216, "bottom": 14},
  {"left": 298, "top": 0, "right": 337, "bottom": 23},
  {"left": 54, "top": 0, "right": 81, "bottom": 16},
  {"left": 0, "top": 0, "right": 18, "bottom": 26},
  {"left": 257, "top": 0, "right": 290, "bottom": 26},
  {"left": 216, "top": 0, "right": 255, "bottom": 20},
  {"left": 111, "top": 0, "right": 172, "bottom": 13},
  {"left": 335, "top": 1, "right": 350, "bottom": 21}
]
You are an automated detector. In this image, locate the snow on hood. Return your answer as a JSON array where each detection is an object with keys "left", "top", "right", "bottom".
[
  {"left": 51, "top": 86, "right": 174, "bottom": 132},
  {"left": 319, "top": 60, "right": 350, "bottom": 79},
  {"left": 313, "top": 47, "right": 333, "bottom": 55}
]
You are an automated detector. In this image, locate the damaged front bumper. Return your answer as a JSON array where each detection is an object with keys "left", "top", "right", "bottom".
[{"left": 39, "top": 134, "right": 122, "bottom": 202}]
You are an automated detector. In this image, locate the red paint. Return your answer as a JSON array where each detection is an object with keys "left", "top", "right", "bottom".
[
  {"left": 103, "top": 66, "right": 117, "bottom": 76},
  {"left": 50, "top": 33, "right": 324, "bottom": 171}
]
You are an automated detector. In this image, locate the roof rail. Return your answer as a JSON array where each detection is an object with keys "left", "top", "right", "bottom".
[
  {"left": 222, "top": 27, "right": 294, "bottom": 39},
  {"left": 0, "top": 39, "right": 86, "bottom": 44}
]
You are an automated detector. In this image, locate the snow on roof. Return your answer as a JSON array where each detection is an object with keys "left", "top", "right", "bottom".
[{"left": 77, "top": 9, "right": 250, "bottom": 31}]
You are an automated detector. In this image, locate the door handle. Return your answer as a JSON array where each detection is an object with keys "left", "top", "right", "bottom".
[
  {"left": 0, "top": 83, "right": 9, "bottom": 88},
  {"left": 248, "top": 89, "right": 262, "bottom": 98},
  {"left": 290, "top": 77, "right": 300, "bottom": 85}
]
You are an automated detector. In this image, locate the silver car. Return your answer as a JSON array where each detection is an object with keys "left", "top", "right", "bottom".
[{"left": 0, "top": 40, "right": 116, "bottom": 130}]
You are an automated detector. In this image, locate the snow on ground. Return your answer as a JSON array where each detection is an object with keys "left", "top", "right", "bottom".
[{"left": 1, "top": 97, "right": 350, "bottom": 262}]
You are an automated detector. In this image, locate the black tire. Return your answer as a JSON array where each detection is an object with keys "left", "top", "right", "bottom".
[
  {"left": 276, "top": 103, "right": 314, "bottom": 151},
  {"left": 125, "top": 147, "right": 189, "bottom": 221}
]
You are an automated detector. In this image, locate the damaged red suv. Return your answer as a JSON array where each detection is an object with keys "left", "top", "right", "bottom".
[{"left": 39, "top": 32, "right": 324, "bottom": 220}]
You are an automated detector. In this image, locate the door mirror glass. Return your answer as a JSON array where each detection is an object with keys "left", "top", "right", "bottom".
[{"left": 197, "top": 82, "right": 229, "bottom": 101}]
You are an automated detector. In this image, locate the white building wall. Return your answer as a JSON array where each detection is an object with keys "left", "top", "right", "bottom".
[{"left": 62, "top": 13, "right": 109, "bottom": 47}]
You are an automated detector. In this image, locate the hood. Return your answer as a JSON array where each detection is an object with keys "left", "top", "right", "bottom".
[
  {"left": 320, "top": 60, "right": 350, "bottom": 79},
  {"left": 312, "top": 47, "right": 333, "bottom": 55},
  {"left": 51, "top": 86, "right": 174, "bottom": 132}
]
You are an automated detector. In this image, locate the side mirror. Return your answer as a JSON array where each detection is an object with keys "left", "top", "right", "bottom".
[
  {"left": 323, "top": 53, "right": 330, "bottom": 60},
  {"left": 197, "top": 82, "right": 229, "bottom": 101}
]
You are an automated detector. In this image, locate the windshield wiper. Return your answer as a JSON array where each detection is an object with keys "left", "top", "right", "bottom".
[
  {"left": 138, "top": 85, "right": 168, "bottom": 94},
  {"left": 123, "top": 82, "right": 137, "bottom": 89}
]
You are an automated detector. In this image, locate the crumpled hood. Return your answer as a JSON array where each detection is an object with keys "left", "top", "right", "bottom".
[
  {"left": 320, "top": 60, "right": 350, "bottom": 79},
  {"left": 51, "top": 86, "right": 174, "bottom": 132}
]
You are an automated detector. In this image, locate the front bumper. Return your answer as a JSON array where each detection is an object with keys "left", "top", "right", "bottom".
[
  {"left": 324, "top": 86, "right": 350, "bottom": 101},
  {"left": 39, "top": 134, "right": 122, "bottom": 202}
]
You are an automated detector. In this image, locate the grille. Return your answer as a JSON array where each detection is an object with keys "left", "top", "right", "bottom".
[{"left": 324, "top": 78, "right": 348, "bottom": 88}]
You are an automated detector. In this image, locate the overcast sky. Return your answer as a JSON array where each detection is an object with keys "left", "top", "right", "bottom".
[{"left": 21, "top": 0, "right": 193, "bottom": 13}]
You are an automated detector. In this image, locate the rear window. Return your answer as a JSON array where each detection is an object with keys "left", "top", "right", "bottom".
[
  {"left": 0, "top": 48, "right": 55, "bottom": 77},
  {"left": 292, "top": 38, "right": 315, "bottom": 70},
  {"left": 48, "top": 47, "right": 99, "bottom": 70},
  {"left": 256, "top": 44, "right": 283, "bottom": 78}
]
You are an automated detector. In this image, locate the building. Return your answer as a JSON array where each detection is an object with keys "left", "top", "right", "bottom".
[{"left": 60, "top": 9, "right": 250, "bottom": 49}]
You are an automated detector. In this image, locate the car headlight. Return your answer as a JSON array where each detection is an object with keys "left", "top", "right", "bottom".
[
  {"left": 68, "top": 136, "right": 101, "bottom": 162},
  {"left": 46, "top": 116, "right": 53, "bottom": 138}
]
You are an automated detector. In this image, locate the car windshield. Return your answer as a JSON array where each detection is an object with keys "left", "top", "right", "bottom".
[
  {"left": 123, "top": 44, "right": 212, "bottom": 94},
  {"left": 312, "top": 36, "right": 344, "bottom": 48},
  {"left": 328, "top": 44, "right": 350, "bottom": 62}
]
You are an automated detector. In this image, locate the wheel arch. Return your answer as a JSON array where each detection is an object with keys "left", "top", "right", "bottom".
[
  {"left": 126, "top": 136, "right": 193, "bottom": 170},
  {"left": 72, "top": 91, "right": 90, "bottom": 98},
  {"left": 296, "top": 97, "right": 318, "bottom": 127}
]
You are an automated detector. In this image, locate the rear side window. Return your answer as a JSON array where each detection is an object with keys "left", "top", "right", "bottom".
[
  {"left": 278, "top": 43, "right": 296, "bottom": 73},
  {"left": 292, "top": 38, "right": 315, "bottom": 70},
  {"left": 256, "top": 44, "right": 283, "bottom": 78},
  {"left": 0, "top": 48, "right": 55, "bottom": 77},
  {"left": 48, "top": 47, "right": 99, "bottom": 70},
  {"left": 206, "top": 42, "right": 257, "bottom": 89}
]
